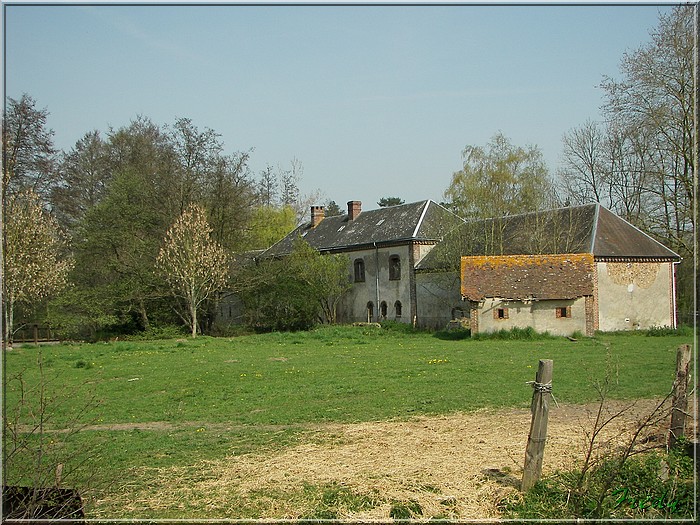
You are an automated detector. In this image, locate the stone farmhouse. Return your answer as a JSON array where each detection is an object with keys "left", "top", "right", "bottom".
[
  {"left": 415, "top": 203, "right": 680, "bottom": 335},
  {"left": 258, "top": 200, "right": 464, "bottom": 326},
  {"left": 219, "top": 200, "right": 680, "bottom": 336}
]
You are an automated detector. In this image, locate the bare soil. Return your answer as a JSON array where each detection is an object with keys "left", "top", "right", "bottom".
[{"left": 98, "top": 397, "right": 696, "bottom": 519}]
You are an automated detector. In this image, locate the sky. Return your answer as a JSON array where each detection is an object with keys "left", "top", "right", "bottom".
[{"left": 2, "top": 1, "right": 680, "bottom": 212}]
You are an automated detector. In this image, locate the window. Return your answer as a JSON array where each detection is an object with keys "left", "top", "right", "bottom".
[
  {"left": 389, "top": 255, "right": 401, "bottom": 280},
  {"left": 494, "top": 307, "right": 509, "bottom": 320},
  {"left": 556, "top": 306, "right": 572, "bottom": 319},
  {"left": 366, "top": 302, "right": 374, "bottom": 322},
  {"left": 354, "top": 258, "right": 365, "bottom": 282},
  {"left": 394, "top": 301, "right": 402, "bottom": 318},
  {"left": 380, "top": 301, "right": 388, "bottom": 320}
]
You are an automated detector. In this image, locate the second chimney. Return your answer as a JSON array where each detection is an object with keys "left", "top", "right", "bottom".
[
  {"left": 310, "top": 205, "right": 325, "bottom": 228},
  {"left": 347, "top": 200, "right": 362, "bottom": 221}
]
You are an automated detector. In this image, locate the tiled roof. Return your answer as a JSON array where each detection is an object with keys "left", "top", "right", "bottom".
[
  {"left": 461, "top": 253, "right": 596, "bottom": 301},
  {"left": 417, "top": 204, "right": 679, "bottom": 271},
  {"left": 260, "top": 200, "right": 463, "bottom": 257}
]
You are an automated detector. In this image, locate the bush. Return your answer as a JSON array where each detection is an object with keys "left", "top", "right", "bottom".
[
  {"left": 472, "top": 326, "right": 554, "bottom": 341},
  {"left": 123, "top": 325, "right": 187, "bottom": 341},
  {"left": 507, "top": 449, "right": 694, "bottom": 519}
]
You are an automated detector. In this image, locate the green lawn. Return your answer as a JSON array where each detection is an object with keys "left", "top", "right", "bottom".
[{"left": 2, "top": 325, "right": 692, "bottom": 517}]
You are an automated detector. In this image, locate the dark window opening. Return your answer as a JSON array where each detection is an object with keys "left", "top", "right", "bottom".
[
  {"left": 495, "top": 307, "right": 509, "bottom": 320},
  {"left": 354, "top": 259, "right": 365, "bottom": 282},
  {"left": 395, "top": 301, "right": 402, "bottom": 318},
  {"left": 389, "top": 255, "right": 401, "bottom": 280},
  {"left": 380, "top": 301, "right": 388, "bottom": 320},
  {"left": 366, "top": 301, "right": 374, "bottom": 322},
  {"left": 556, "top": 306, "right": 571, "bottom": 318}
]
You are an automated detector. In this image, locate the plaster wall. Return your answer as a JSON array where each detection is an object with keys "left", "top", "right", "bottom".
[
  {"left": 476, "top": 297, "right": 588, "bottom": 336},
  {"left": 415, "top": 271, "right": 464, "bottom": 330},
  {"left": 596, "top": 261, "right": 674, "bottom": 331},
  {"left": 336, "top": 245, "right": 413, "bottom": 323}
]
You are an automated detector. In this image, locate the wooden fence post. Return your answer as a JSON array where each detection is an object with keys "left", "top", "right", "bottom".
[
  {"left": 669, "top": 344, "right": 691, "bottom": 448},
  {"left": 522, "top": 359, "right": 553, "bottom": 491}
]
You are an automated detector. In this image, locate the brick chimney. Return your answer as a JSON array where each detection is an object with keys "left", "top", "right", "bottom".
[
  {"left": 310, "top": 205, "right": 325, "bottom": 228},
  {"left": 347, "top": 201, "right": 362, "bottom": 221}
]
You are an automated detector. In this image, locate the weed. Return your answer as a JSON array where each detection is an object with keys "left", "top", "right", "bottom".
[
  {"left": 472, "top": 326, "right": 554, "bottom": 341},
  {"left": 389, "top": 499, "right": 423, "bottom": 519}
]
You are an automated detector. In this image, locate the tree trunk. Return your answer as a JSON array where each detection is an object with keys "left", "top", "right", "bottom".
[
  {"left": 3, "top": 297, "right": 14, "bottom": 350},
  {"left": 190, "top": 303, "right": 197, "bottom": 338}
]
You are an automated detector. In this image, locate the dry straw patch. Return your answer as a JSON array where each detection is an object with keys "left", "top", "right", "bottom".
[{"left": 101, "top": 399, "right": 668, "bottom": 519}]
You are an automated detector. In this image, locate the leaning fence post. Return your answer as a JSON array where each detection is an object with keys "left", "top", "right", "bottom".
[
  {"left": 669, "top": 344, "right": 691, "bottom": 448},
  {"left": 522, "top": 359, "right": 553, "bottom": 491}
]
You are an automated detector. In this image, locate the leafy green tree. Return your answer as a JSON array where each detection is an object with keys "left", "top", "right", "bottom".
[
  {"left": 156, "top": 204, "right": 229, "bottom": 338},
  {"left": 378, "top": 197, "right": 405, "bottom": 207},
  {"left": 286, "top": 237, "right": 352, "bottom": 324},
  {"left": 74, "top": 168, "right": 170, "bottom": 332},
  {"left": 241, "top": 238, "right": 350, "bottom": 331},
  {"left": 243, "top": 205, "right": 298, "bottom": 250},
  {"left": 444, "top": 132, "right": 555, "bottom": 219},
  {"left": 3, "top": 190, "right": 72, "bottom": 348}
]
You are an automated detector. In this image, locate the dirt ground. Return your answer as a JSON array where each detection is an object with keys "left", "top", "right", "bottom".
[{"left": 102, "top": 396, "right": 696, "bottom": 519}]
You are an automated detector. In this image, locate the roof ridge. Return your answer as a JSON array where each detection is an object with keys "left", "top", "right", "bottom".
[
  {"left": 412, "top": 200, "right": 431, "bottom": 238},
  {"left": 590, "top": 203, "right": 600, "bottom": 253}
]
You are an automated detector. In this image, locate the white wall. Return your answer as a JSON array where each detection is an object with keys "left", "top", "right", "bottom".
[
  {"left": 596, "top": 261, "right": 674, "bottom": 331},
  {"left": 475, "top": 297, "right": 588, "bottom": 336}
]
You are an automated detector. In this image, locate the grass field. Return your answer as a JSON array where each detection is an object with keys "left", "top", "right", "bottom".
[{"left": 2, "top": 325, "right": 694, "bottom": 518}]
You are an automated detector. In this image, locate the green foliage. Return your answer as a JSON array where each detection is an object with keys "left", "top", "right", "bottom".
[
  {"left": 377, "top": 196, "right": 405, "bottom": 207},
  {"left": 444, "top": 132, "right": 555, "bottom": 219},
  {"left": 243, "top": 205, "right": 297, "bottom": 250},
  {"left": 471, "top": 326, "right": 554, "bottom": 341},
  {"left": 389, "top": 499, "right": 423, "bottom": 519},
  {"left": 241, "top": 238, "right": 351, "bottom": 331},
  {"left": 505, "top": 450, "right": 694, "bottom": 519},
  {"left": 300, "top": 483, "right": 380, "bottom": 519},
  {"left": 122, "top": 325, "right": 187, "bottom": 341}
]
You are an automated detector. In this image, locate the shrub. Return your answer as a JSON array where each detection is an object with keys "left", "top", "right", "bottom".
[
  {"left": 505, "top": 449, "right": 694, "bottom": 519},
  {"left": 472, "top": 326, "right": 554, "bottom": 341}
]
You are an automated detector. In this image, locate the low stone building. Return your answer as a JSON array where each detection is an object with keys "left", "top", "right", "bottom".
[{"left": 417, "top": 203, "right": 680, "bottom": 335}]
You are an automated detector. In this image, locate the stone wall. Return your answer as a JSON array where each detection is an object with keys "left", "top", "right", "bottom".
[
  {"left": 474, "top": 297, "right": 588, "bottom": 336},
  {"left": 596, "top": 261, "right": 675, "bottom": 331}
]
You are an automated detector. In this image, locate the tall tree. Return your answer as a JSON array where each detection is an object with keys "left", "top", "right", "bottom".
[
  {"left": 378, "top": 197, "right": 405, "bottom": 207},
  {"left": 2, "top": 94, "right": 58, "bottom": 207},
  {"left": 156, "top": 204, "right": 230, "bottom": 338},
  {"left": 559, "top": 5, "right": 696, "bottom": 323},
  {"left": 599, "top": 5, "right": 695, "bottom": 254},
  {"left": 3, "top": 191, "right": 72, "bottom": 348},
  {"left": 51, "top": 130, "right": 112, "bottom": 233},
  {"left": 324, "top": 200, "right": 343, "bottom": 217},
  {"left": 444, "top": 132, "right": 555, "bottom": 220}
]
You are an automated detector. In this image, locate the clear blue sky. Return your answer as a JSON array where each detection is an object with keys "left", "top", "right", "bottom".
[{"left": 3, "top": 1, "right": 678, "bottom": 211}]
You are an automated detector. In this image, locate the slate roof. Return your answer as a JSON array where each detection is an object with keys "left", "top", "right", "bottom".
[
  {"left": 417, "top": 204, "right": 680, "bottom": 272},
  {"left": 260, "top": 200, "right": 463, "bottom": 258}
]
